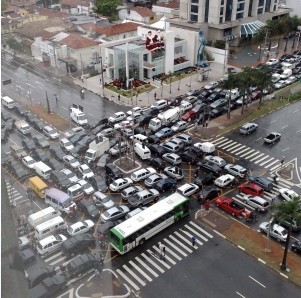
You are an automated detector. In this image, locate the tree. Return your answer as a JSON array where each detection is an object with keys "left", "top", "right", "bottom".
[
  {"left": 254, "top": 69, "right": 272, "bottom": 109},
  {"left": 269, "top": 197, "right": 301, "bottom": 271},
  {"left": 1, "top": 0, "right": 8, "bottom": 12},
  {"left": 94, "top": 0, "right": 122, "bottom": 20},
  {"left": 220, "top": 74, "right": 238, "bottom": 119}
]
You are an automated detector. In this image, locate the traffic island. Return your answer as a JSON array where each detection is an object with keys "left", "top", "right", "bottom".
[
  {"left": 75, "top": 269, "right": 130, "bottom": 298},
  {"left": 113, "top": 157, "right": 141, "bottom": 174}
]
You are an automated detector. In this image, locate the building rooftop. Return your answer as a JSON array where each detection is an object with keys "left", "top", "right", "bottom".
[
  {"left": 37, "top": 7, "right": 68, "bottom": 18},
  {"left": 61, "top": 0, "right": 91, "bottom": 6},
  {"left": 131, "top": 6, "right": 155, "bottom": 18},
  {"left": 58, "top": 34, "right": 101, "bottom": 49},
  {"left": 154, "top": 1, "right": 180, "bottom": 9}
]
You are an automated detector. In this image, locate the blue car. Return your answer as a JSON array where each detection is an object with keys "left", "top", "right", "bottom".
[{"left": 155, "top": 127, "right": 173, "bottom": 139}]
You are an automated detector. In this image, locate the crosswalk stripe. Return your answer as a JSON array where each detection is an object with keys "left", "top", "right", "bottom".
[
  {"left": 265, "top": 160, "right": 279, "bottom": 169},
  {"left": 278, "top": 179, "right": 294, "bottom": 187},
  {"left": 212, "top": 137, "right": 225, "bottom": 143},
  {"left": 117, "top": 269, "right": 140, "bottom": 291},
  {"left": 178, "top": 229, "right": 200, "bottom": 248},
  {"left": 148, "top": 248, "right": 170, "bottom": 269},
  {"left": 226, "top": 143, "right": 242, "bottom": 151},
  {"left": 129, "top": 261, "right": 153, "bottom": 282},
  {"left": 230, "top": 145, "right": 246, "bottom": 154},
  {"left": 43, "top": 252, "right": 62, "bottom": 261},
  {"left": 222, "top": 141, "right": 238, "bottom": 150},
  {"left": 217, "top": 140, "right": 234, "bottom": 147},
  {"left": 236, "top": 147, "right": 252, "bottom": 155},
  {"left": 141, "top": 253, "right": 165, "bottom": 273},
  {"left": 184, "top": 225, "right": 206, "bottom": 242},
  {"left": 123, "top": 264, "right": 146, "bottom": 286},
  {"left": 240, "top": 148, "right": 255, "bottom": 158},
  {"left": 135, "top": 257, "right": 159, "bottom": 278},
  {"left": 162, "top": 240, "right": 182, "bottom": 260},
  {"left": 243, "top": 150, "right": 260, "bottom": 159},
  {"left": 259, "top": 157, "right": 274, "bottom": 166},
  {"left": 254, "top": 155, "right": 270, "bottom": 164},
  {"left": 163, "top": 238, "right": 187, "bottom": 257},
  {"left": 172, "top": 233, "right": 194, "bottom": 252},
  {"left": 212, "top": 138, "right": 228, "bottom": 145},
  {"left": 49, "top": 256, "right": 66, "bottom": 266},
  {"left": 12, "top": 195, "right": 23, "bottom": 201},
  {"left": 269, "top": 164, "right": 281, "bottom": 171},
  {"left": 250, "top": 153, "right": 265, "bottom": 162},
  {"left": 17, "top": 199, "right": 30, "bottom": 205},
  {"left": 189, "top": 222, "right": 214, "bottom": 238},
  {"left": 152, "top": 246, "right": 174, "bottom": 266},
  {"left": 9, "top": 189, "right": 18, "bottom": 194}
]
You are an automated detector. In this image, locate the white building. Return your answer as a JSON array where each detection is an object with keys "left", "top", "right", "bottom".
[{"left": 119, "top": 6, "right": 156, "bottom": 24}]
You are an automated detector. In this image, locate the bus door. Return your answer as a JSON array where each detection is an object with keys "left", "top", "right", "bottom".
[{"left": 124, "top": 235, "right": 136, "bottom": 252}]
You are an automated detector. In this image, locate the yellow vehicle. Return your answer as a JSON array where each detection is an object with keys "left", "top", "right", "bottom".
[{"left": 28, "top": 176, "right": 48, "bottom": 198}]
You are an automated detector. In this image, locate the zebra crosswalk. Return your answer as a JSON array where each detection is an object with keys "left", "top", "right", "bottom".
[
  {"left": 211, "top": 137, "right": 282, "bottom": 171},
  {"left": 115, "top": 221, "right": 213, "bottom": 291},
  {"left": 6, "top": 180, "right": 28, "bottom": 206}
]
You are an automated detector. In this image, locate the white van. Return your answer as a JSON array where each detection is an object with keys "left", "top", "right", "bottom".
[
  {"left": 180, "top": 101, "right": 192, "bottom": 114},
  {"left": 28, "top": 207, "right": 60, "bottom": 228},
  {"left": 280, "top": 69, "right": 292, "bottom": 79},
  {"left": 67, "top": 184, "right": 84, "bottom": 202},
  {"left": 34, "top": 161, "right": 52, "bottom": 180},
  {"left": 134, "top": 143, "right": 151, "bottom": 160},
  {"left": 45, "top": 188, "right": 76, "bottom": 214},
  {"left": 2, "top": 96, "right": 15, "bottom": 109},
  {"left": 37, "top": 234, "right": 67, "bottom": 255},
  {"left": 34, "top": 216, "right": 67, "bottom": 240},
  {"left": 131, "top": 134, "right": 148, "bottom": 145}
]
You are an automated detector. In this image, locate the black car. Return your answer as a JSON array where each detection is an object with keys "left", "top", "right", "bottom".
[
  {"left": 32, "top": 119, "right": 45, "bottom": 131},
  {"left": 142, "top": 107, "right": 159, "bottom": 117},
  {"left": 138, "top": 114, "right": 153, "bottom": 126},
  {"left": 134, "top": 127, "right": 148, "bottom": 135},
  {"left": 78, "top": 135, "right": 96, "bottom": 146},
  {"left": 187, "top": 146, "right": 203, "bottom": 157},
  {"left": 25, "top": 112, "right": 35, "bottom": 123},
  {"left": 248, "top": 175, "right": 273, "bottom": 191},
  {"left": 292, "top": 241, "right": 301, "bottom": 254},
  {"left": 148, "top": 135, "right": 160, "bottom": 144},
  {"left": 89, "top": 175, "right": 108, "bottom": 192},
  {"left": 179, "top": 152, "right": 198, "bottom": 164},
  {"left": 91, "top": 124, "right": 108, "bottom": 135},
  {"left": 13, "top": 103, "right": 28, "bottom": 116},
  {"left": 67, "top": 252, "right": 103, "bottom": 278},
  {"left": 70, "top": 144, "right": 89, "bottom": 158},
  {"left": 77, "top": 199, "right": 99, "bottom": 219},
  {"left": 26, "top": 265, "right": 56, "bottom": 288},
  {"left": 31, "top": 274, "right": 67, "bottom": 298},
  {"left": 1, "top": 111, "right": 11, "bottom": 121},
  {"left": 5, "top": 119, "right": 15, "bottom": 132},
  {"left": 194, "top": 173, "right": 215, "bottom": 187},
  {"left": 50, "top": 170, "right": 71, "bottom": 190},
  {"left": 149, "top": 144, "right": 166, "bottom": 156},
  {"left": 154, "top": 178, "right": 177, "bottom": 193},
  {"left": 31, "top": 148, "right": 49, "bottom": 163},
  {"left": 198, "top": 161, "right": 221, "bottom": 176},
  {"left": 198, "top": 187, "right": 221, "bottom": 201},
  {"left": 149, "top": 158, "right": 166, "bottom": 170},
  {"left": 88, "top": 118, "right": 108, "bottom": 130},
  {"left": 22, "top": 139, "right": 36, "bottom": 152},
  {"left": 205, "top": 92, "right": 224, "bottom": 103},
  {"left": 1, "top": 129, "right": 8, "bottom": 143},
  {"left": 1, "top": 151, "right": 11, "bottom": 167},
  {"left": 191, "top": 103, "right": 207, "bottom": 115},
  {"left": 49, "top": 145, "right": 65, "bottom": 161},
  {"left": 61, "top": 234, "right": 95, "bottom": 257},
  {"left": 69, "top": 131, "right": 87, "bottom": 145},
  {"left": 197, "top": 90, "right": 212, "bottom": 100},
  {"left": 105, "top": 163, "right": 123, "bottom": 180},
  {"left": 8, "top": 162, "right": 31, "bottom": 180},
  {"left": 210, "top": 107, "right": 225, "bottom": 118},
  {"left": 47, "top": 158, "right": 64, "bottom": 171},
  {"left": 33, "top": 135, "right": 50, "bottom": 149}
]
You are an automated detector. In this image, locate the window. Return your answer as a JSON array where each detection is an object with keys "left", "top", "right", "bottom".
[
  {"left": 237, "top": 2, "right": 244, "bottom": 11},
  {"left": 259, "top": 0, "right": 264, "bottom": 6},
  {"left": 225, "top": 0, "right": 233, "bottom": 22},
  {"left": 191, "top": 0, "right": 199, "bottom": 3},
  {"left": 174, "top": 45, "right": 183, "bottom": 55},
  {"left": 248, "top": 0, "right": 253, "bottom": 16},
  {"left": 257, "top": 7, "right": 263, "bottom": 14},
  {"left": 190, "top": 14, "right": 198, "bottom": 22},
  {"left": 220, "top": 7, "right": 224, "bottom": 15},
  {"left": 221, "top": 0, "right": 224, "bottom": 5},
  {"left": 220, "top": 16, "right": 223, "bottom": 23},
  {"left": 204, "top": 0, "right": 209, "bottom": 22},
  {"left": 236, "top": 12, "right": 243, "bottom": 19},
  {"left": 191, "top": 5, "right": 198, "bottom": 14}
]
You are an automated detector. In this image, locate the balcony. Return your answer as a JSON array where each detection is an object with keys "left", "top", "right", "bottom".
[{"left": 174, "top": 61, "right": 191, "bottom": 72}]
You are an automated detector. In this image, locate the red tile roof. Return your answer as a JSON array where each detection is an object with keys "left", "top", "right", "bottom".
[
  {"left": 58, "top": 34, "right": 101, "bottom": 49},
  {"left": 81, "top": 22, "right": 139, "bottom": 37},
  {"left": 61, "top": 0, "right": 91, "bottom": 7},
  {"left": 37, "top": 8, "right": 68, "bottom": 18},
  {"left": 131, "top": 6, "right": 155, "bottom": 17},
  {"left": 155, "top": 1, "right": 180, "bottom": 9}
]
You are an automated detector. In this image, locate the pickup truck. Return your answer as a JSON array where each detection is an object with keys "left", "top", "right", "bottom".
[
  {"left": 264, "top": 132, "right": 281, "bottom": 145},
  {"left": 10, "top": 144, "right": 27, "bottom": 159},
  {"left": 15, "top": 120, "right": 31, "bottom": 135},
  {"left": 215, "top": 196, "right": 245, "bottom": 217}
]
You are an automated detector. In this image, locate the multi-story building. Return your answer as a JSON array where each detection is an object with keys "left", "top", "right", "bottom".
[{"left": 177, "top": 0, "right": 292, "bottom": 41}]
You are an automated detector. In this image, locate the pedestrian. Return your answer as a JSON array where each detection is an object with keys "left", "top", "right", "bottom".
[
  {"left": 94, "top": 268, "right": 100, "bottom": 280},
  {"left": 162, "top": 244, "right": 166, "bottom": 257},
  {"left": 152, "top": 76, "right": 155, "bottom": 81},
  {"left": 154, "top": 92, "right": 157, "bottom": 100},
  {"left": 191, "top": 236, "right": 196, "bottom": 247},
  {"left": 118, "top": 94, "right": 121, "bottom": 101},
  {"left": 271, "top": 195, "right": 276, "bottom": 205}
]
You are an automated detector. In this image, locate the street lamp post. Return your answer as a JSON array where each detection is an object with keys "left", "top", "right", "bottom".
[
  {"left": 25, "top": 71, "right": 32, "bottom": 105},
  {"left": 16, "top": 85, "right": 22, "bottom": 101},
  {"left": 146, "top": 91, "right": 150, "bottom": 106}
]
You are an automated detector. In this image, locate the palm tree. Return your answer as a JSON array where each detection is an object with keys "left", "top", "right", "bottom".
[
  {"left": 220, "top": 74, "right": 238, "bottom": 119},
  {"left": 176, "top": 73, "right": 183, "bottom": 91},
  {"left": 269, "top": 197, "right": 301, "bottom": 271},
  {"left": 254, "top": 69, "right": 272, "bottom": 109}
]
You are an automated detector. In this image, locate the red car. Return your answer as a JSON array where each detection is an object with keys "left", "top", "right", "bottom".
[
  {"left": 181, "top": 111, "right": 194, "bottom": 121},
  {"left": 215, "top": 196, "right": 245, "bottom": 217},
  {"left": 238, "top": 182, "right": 264, "bottom": 197},
  {"left": 250, "top": 91, "right": 261, "bottom": 101}
]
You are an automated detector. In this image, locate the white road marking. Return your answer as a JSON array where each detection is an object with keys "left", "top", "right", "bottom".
[
  {"left": 254, "top": 155, "right": 270, "bottom": 164},
  {"left": 259, "top": 157, "right": 274, "bottom": 166},
  {"left": 135, "top": 256, "right": 159, "bottom": 277},
  {"left": 269, "top": 120, "right": 276, "bottom": 124},
  {"left": 49, "top": 256, "right": 66, "bottom": 266},
  {"left": 42, "top": 252, "right": 62, "bottom": 261},
  {"left": 212, "top": 136, "right": 226, "bottom": 143},
  {"left": 296, "top": 129, "right": 301, "bottom": 134},
  {"left": 141, "top": 253, "right": 165, "bottom": 273},
  {"left": 243, "top": 150, "right": 260, "bottom": 159},
  {"left": 163, "top": 238, "right": 187, "bottom": 257},
  {"left": 282, "top": 147, "right": 289, "bottom": 152},
  {"left": 162, "top": 241, "right": 182, "bottom": 260},
  {"left": 216, "top": 140, "right": 234, "bottom": 147},
  {"left": 151, "top": 247, "right": 173, "bottom": 267},
  {"left": 240, "top": 148, "right": 255, "bottom": 158},
  {"left": 230, "top": 145, "right": 246, "bottom": 154},
  {"left": 123, "top": 264, "right": 146, "bottom": 286},
  {"left": 184, "top": 225, "right": 206, "bottom": 242},
  {"left": 174, "top": 232, "right": 195, "bottom": 251},
  {"left": 222, "top": 141, "right": 238, "bottom": 150},
  {"left": 236, "top": 292, "right": 246, "bottom": 298},
  {"left": 255, "top": 137, "right": 262, "bottom": 142},
  {"left": 249, "top": 275, "right": 266, "bottom": 288},
  {"left": 280, "top": 125, "right": 288, "bottom": 130},
  {"left": 189, "top": 221, "right": 214, "bottom": 238},
  {"left": 116, "top": 269, "right": 140, "bottom": 291},
  {"left": 264, "top": 160, "right": 279, "bottom": 169},
  {"left": 129, "top": 260, "right": 153, "bottom": 282},
  {"left": 250, "top": 153, "right": 265, "bottom": 162},
  {"left": 226, "top": 143, "right": 242, "bottom": 151}
]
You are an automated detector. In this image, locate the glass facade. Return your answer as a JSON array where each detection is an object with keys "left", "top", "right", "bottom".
[
  {"left": 248, "top": 0, "right": 253, "bottom": 16},
  {"left": 204, "top": 0, "right": 209, "bottom": 22},
  {"left": 190, "top": 14, "right": 198, "bottom": 22},
  {"left": 225, "top": 0, "right": 233, "bottom": 21},
  {"left": 191, "top": 5, "right": 199, "bottom": 13}
]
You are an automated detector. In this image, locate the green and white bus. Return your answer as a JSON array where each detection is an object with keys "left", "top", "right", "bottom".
[{"left": 109, "top": 193, "right": 190, "bottom": 254}]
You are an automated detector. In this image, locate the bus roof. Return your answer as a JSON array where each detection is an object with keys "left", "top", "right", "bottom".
[{"left": 111, "top": 193, "right": 189, "bottom": 239}]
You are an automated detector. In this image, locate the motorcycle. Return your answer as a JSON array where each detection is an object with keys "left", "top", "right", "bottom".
[{"left": 246, "top": 212, "right": 258, "bottom": 222}]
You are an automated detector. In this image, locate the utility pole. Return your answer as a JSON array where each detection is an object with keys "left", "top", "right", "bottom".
[
  {"left": 99, "top": 55, "right": 105, "bottom": 98},
  {"left": 25, "top": 71, "right": 32, "bottom": 105},
  {"left": 45, "top": 91, "right": 51, "bottom": 114}
]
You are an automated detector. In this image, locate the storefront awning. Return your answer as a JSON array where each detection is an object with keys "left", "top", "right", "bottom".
[{"left": 240, "top": 20, "right": 265, "bottom": 37}]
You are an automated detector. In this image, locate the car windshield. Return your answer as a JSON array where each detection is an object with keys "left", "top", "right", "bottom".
[
  {"left": 65, "top": 172, "right": 74, "bottom": 178},
  {"left": 87, "top": 205, "right": 96, "bottom": 211},
  {"left": 102, "top": 197, "right": 110, "bottom": 203},
  {"left": 62, "top": 198, "right": 73, "bottom": 208},
  {"left": 78, "top": 115, "right": 86, "bottom": 120},
  {"left": 83, "top": 168, "right": 91, "bottom": 174},
  {"left": 27, "top": 159, "right": 35, "bottom": 165}
]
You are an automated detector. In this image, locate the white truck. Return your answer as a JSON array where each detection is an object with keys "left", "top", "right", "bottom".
[
  {"left": 225, "top": 88, "right": 240, "bottom": 100},
  {"left": 281, "top": 62, "right": 296, "bottom": 70},
  {"left": 149, "top": 107, "right": 180, "bottom": 131},
  {"left": 84, "top": 136, "right": 110, "bottom": 163},
  {"left": 271, "top": 73, "right": 281, "bottom": 83},
  {"left": 15, "top": 120, "right": 31, "bottom": 135},
  {"left": 194, "top": 142, "right": 215, "bottom": 154},
  {"left": 70, "top": 107, "right": 88, "bottom": 126}
]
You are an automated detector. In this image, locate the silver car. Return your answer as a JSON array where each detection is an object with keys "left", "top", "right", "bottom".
[
  {"left": 121, "top": 186, "right": 144, "bottom": 200},
  {"left": 162, "top": 153, "right": 182, "bottom": 165},
  {"left": 164, "top": 166, "right": 184, "bottom": 180},
  {"left": 171, "top": 121, "right": 188, "bottom": 132},
  {"left": 100, "top": 205, "right": 130, "bottom": 222},
  {"left": 144, "top": 173, "right": 167, "bottom": 187},
  {"left": 92, "top": 191, "right": 115, "bottom": 209},
  {"left": 204, "top": 155, "right": 226, "bottom": 168},
  {"left": 259, "top": 222, "right": 288, "bottom": 242}
]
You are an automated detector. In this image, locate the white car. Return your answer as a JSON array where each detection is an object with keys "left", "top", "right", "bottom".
[
  {"left": 92, "top": 191, "right": 115, "bottom": 209},
  {"left": 64, "top": 126, "right": 84, "bottom": 139},
  {"left": 109, "top": 178, "right": 133, "bottom": 192},
  {"left": 22, "top": 156, "right": 36, "bottom": 169},
  {"left": 285, "top": 76, "right": 297, "bottom": 85},
  {"left": 151, "top": 99, "right": 167, "bottom": 110},
  {"left": 121, "top": 186, "right": 144, "bottom": 199},
  {"left": 144, "top": 173, "right": 167, "bottom": 187},
  {"left": 114, "top": 120, "right": 132, "bottom": 130},
  {"left": 60, "top": 138, "right": 74, "bottom": 152},
  {"left": 77, "top": 179, "right": 94, "bottom": 195},
  {"left": 204, "top": 155, "right": 226, "bottom": 167},
  {"left": 274, "top": 80, "right": 286, "bottom": 89},
  {"left": 66, "top": 220, "right": 95, "bottom": 237},
  {"left": 131, "top": 167, "right": 157, "bottom": 182},
  {"left": 278, "top": 188, "right": 299, "bottom": 202},
  {"left": 126, "top": 113, "right": 141, "bottom": 122},
  {"left": 43, "top": 125, "right": 59, "bottom": 139},
  {"left": 78, "top": 164, "right": 95, "bottom": 179},
  {"left": 127, "top": 107, "right": 142, "bottom": 116},
  {"left": 177, "top": 183, "right": 199, "bottom": 197},
  {"left": 214, "top": 174, "right": 235, "bottom": 188},
  {"left": 108, "top": 112, "right": 126, "bottom": 123},
  {"left": 266, "top": 58, "right": 279, "bottom": 65},
  {"left": 171, "top": 121, "right": 188, "bottom": 132},
  {"left": 242, "top": 194, "right": 269, "bottom": 212},
  {"left": 100, "top": 205, "right": 130, "bottom": 222},
  {"left": 259, "top": 222, "right": 288, "bottom": 242},
  {"left": 224, "top": 164, "right": 247, "bottom": 178},
  {"left": 162, "top": 153, "right": 182, "bottom": 165},
  {"left": 61, "top": 168, "right": 79, "bottom": 183},
  {"left": 204, "top": 81, "right": 218, "bottom": 90},
  {"left": 63, "top": 155, "right": 80, "bottom": 169}
]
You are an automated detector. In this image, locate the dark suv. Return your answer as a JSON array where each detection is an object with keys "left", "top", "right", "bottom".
[
  {"left": 198, "top": 161, "right": 221, "bottom": 176},
  {"left": 67, "top": 252, "right": 103, "bottom": 278},
  {"left": 61, "top": 234, "right": 95, "bottom": 258},
  {"left": 154, "top": 178, "right": 177, "bottom": 193},
  {"left": 179, "top": 152, "right": 198, "bottom": 164},
  {"left": 50, "top": 170, "right": 71, "bottom": 190},
  {"left": 105, "top": 163, "right": 123, "bottom": 181},
  {"left": 26, "top": 265, "right": 56, "bottom": 288}
]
